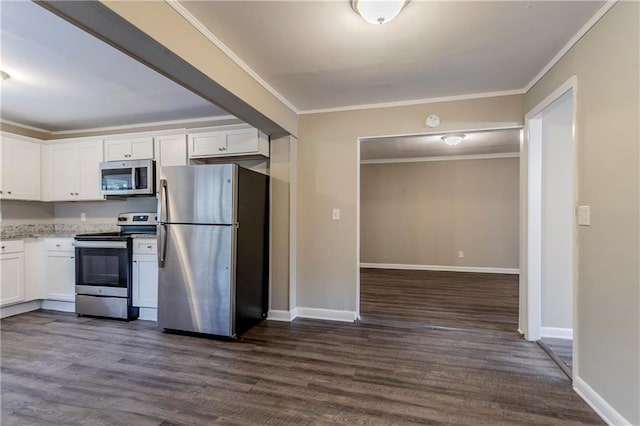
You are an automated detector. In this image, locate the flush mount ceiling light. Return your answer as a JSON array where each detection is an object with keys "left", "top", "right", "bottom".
[
  {"left": 442, "top": 134, "right": 465, "bottom": 146},
  {"left": 352, "top": 0, "right": 409, "bottom": 25},
  {"left": 0, "top": 71, "right": 10, "bottom": 81}
]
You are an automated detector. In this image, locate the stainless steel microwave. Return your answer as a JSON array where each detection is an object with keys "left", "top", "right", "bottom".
[{"left": 100, "top": 159, "right": 155, "bottom": 196}]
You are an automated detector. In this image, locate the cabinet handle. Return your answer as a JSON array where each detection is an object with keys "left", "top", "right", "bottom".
[
  {"left": 1, "top": 246, "right": 5, "bottom": 250},
  {"left": 147, "top": 245, "right": 152, "bottom": 249},
  {"left": 70, "top": 257, "right": 74, "bottom": 259},
  {"left": 75, "top": 192, "right": 79, "bottom": 196},
  {"left": 55, "top": 244, "right": 61, "bottom": 247},
  {"left": 7, "top": 191, "right": 11, "bottom": 194},
  {"left": 70, "top": 192, "right": 74, "bottom": 196},
  {"left": 132, "top": 260, "right": 137, "bottom": 263},
  {"left": 0, "top": 190, "right": 3, "bottom": 194}
]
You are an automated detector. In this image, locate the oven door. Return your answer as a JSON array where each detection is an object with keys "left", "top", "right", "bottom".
[{"left": 75, "top": 240, "right": 130, "bottom": 298}]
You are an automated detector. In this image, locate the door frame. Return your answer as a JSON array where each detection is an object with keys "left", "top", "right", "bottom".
[
  {"left": 356, "top": 124, "right": 524, "bottom": 320},
  {"left": 521, "top": 75, "right": 578, "bottom": 375}
]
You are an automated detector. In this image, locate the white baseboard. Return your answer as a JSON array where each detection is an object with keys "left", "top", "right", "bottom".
[
  {"left": 295, "top": 307, "right": 356, "bottom": 322},
  {"left": 574, "top": 376, "right": 631, "bottom": 425},
  {"left": 0, "top": 300, "right": 41, "bottom": 318},
  {"left": 138, "top": 308, "right": 157, "bottom": 321},
  {"left": 360, "top": 263, "right": 519, "bottom": 274},
  {"left": 41, "top": 300, "right": 75, "bottom": 313},
  {"left": 267, "top": 309, "right": 296, "bottom": 321},
  {"left": 541, "top": 327, "right": 573, "bottom": 339}
]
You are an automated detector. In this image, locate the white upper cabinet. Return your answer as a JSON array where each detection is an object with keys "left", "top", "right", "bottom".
[
  {"left": 104, "top": 136, "right": 154, "bottom": 161},
  {"left": 154, "top": 134, "right": 187, "bottom": 194},
  {"left": 0, "top": 135, "right": 41, "bottom": 200},
  {"left": 42, "top": 140, "right": 104, "bottom": 201},
  {"left": 188, "top": 125, "right": 269, "bottom": 159}
]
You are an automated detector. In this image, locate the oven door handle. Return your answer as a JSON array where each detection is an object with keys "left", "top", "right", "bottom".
[
  {"left": 158, "top": 224, "right": 167, "bottom": 268},
  {"left": 73, "top": 241, "right": 128, "bottom": 249}
]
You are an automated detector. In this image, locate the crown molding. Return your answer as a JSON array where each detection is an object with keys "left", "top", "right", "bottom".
[
  {"left": 299, "top": 89, "right": 526, "bottom": 115},
  {"left": 50, "top": 115, "right": 237, "bottom": 136},
  {"left": 166, "top": 0, "right": 299, "bottom": 115},
  {"left": 0, "top": 119, "right": 51, "bottom": 134},
  {"left": 361, "top": 152, "right": 520, "bottom": 165},
  {"left": 524, "top": 0, "right": 617, "bottom": 92}
]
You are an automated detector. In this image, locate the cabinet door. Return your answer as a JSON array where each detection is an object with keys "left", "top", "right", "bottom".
[
  {"left": 1, "top": 252, "right": 24, "bottom": 306},
  {"left": 77, "top": 141, "right": 104, "bottom": 200},
  {"left": 224, "top": 128, "right": 260, "bottom": 155},
  {"left": 45, "top": 252, "right": 76, "bottom": 302},
  {"left": 105, "top": 137, "right": 153, "bottom": 161},
  {"left": 104, "top": 139, "right": 131, "bottom": 161},
  {"left": 155, "top": 134, "right": 187, "bottom": 193},
  {"left": 189, "top": 132, "right": 226, "bottom": 157},
  {"left": 49, "top": 145, "right": 80, "bottom": 201},
  {"left": 132, "top": 255, "right": 158, "bottom": 308},
  {"left": 1, "top": 139, "right": 41, "bottom": 200}
]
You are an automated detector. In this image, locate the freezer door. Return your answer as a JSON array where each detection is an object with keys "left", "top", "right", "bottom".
[
  {"left": 157, "top": 224, "right": 235, "bottom": 336},
  {"left": 160, "top": 164, "right": 236, "bottom": 225}
]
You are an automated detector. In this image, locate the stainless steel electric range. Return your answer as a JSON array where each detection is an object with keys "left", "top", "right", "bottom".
[{"left": 74, "top": 212, "right": 157, "bottom": 320}]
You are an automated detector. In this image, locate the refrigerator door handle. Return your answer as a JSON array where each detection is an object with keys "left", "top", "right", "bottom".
[
  {"left": 158, "top": 224, "right": 168, "bottom": 267},
  {"left": 159, "top": 179, "right": 168, "bottom": 223}
]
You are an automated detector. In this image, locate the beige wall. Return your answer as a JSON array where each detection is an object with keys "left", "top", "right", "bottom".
[
  {"left": 524, "top": 2, "right": 639, "bottom": 423},
  {"left": 297, "top": 95, "right": 523, "bottom": 310},
  {"left": 269, "top": 136, "right": 293, "bottom": 311},
  {"left": 361, "top": 158, "right": 519, "bottom": 269}
]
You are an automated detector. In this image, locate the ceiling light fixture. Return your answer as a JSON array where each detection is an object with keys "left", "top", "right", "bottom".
[
  {"left": 442, "top": 134, "right": 465, "bottom": 146},
  {"left": 352, "top": 0, "right": 409, "bottom": 25},
  {"left": 0, "top": 71, "right": 10, "bottom": 81}
]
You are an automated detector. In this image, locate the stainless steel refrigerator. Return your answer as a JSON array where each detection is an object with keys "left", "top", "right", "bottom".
[{"left": 157, "top": 164, "right": 269, "bottom": 338}]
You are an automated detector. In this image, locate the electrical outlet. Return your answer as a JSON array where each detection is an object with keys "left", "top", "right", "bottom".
[
  {"left": 80, "top": 212, "right": 86, "bottom": 222},
  {"left": 458, "top": 251, "right": 464, "bottom": 258},
  {"left": 332, "top": 208, "right": 341, "bottom": 221}
]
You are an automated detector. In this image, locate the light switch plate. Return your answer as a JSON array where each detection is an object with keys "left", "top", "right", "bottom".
[
  {"left": 578, "top": 205, "right": 590, "bottom": 226},
  {"left": 332, "top": 208, "right": 341, "bottom": 221}
]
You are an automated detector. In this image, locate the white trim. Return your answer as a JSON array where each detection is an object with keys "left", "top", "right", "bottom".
[
  {"left": 0, "top": 120, "right": 51, "bottom": 134},
  {"left": 40, "top": 300, "right": 75, "bottom": 313},
  {"left": 295, "top": 307, "right": 357, "bottom": 322},
  {"left": 361, "top": 152, "right": 519, "bottom": 165},
  {"left": 356, "top": 137, "right": 361, "bottom": 320},
  {"left": 0, "top": 131, "right": 44, "bottom": 143},
  {"left": 267, "top": 309, "right": 296, "bottom": 322},
  {"left": 166, "top": 0, "right": 299, "bottom": 115},
  {"left": 300, "top": 89, "right": 525, "bottom": 115},
  {"left": 574, "top": 376, "right": 631, "bottom": 426},
  {"left": 0, "top": 300, "right": 41, "bottom": 319},
  {"left": 540, "top": 327, "right": 573, "bottom": 339},
  {"left": 522, "top": 75, "right": 578, "bottom": 350},
  {"left": 359, "top": 125, "right": 523, "bottom": 142},
  {"left": 289, "top": 136, "right": 298, "bottom": 314},
  {"left": 524, "top": 1, "right": 617, "bottom": 92},
  {"left": 360, "top": 263, "right": 519, "bottom": 275},
  {"left": 138, "top": 308, "right": 157, "bottom": 321},
  {"left": 51, "top": 115, "right": 237, "bottom": 136}
]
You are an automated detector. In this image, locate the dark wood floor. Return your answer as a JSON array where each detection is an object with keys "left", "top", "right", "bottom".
[
  {"left": 539, "top": 337, "right": 574, "bottom": 379},
  {"left": 1, "top": 269, "right": 602, "bottom": 425}
]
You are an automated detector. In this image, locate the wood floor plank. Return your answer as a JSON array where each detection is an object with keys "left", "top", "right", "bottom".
[{"left": 1, "top": 269, "right": 602, "bottom": 425}]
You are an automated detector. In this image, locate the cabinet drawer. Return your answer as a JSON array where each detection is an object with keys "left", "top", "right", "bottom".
[
  {"left": 0, "top": 240, "right": 24, "bottom": 254},
  {"left": 44, "top": 238, "right": 74, "bottom": 252},
  {"left": 133, "top": 239, "right": 157, "bottom": 254}
]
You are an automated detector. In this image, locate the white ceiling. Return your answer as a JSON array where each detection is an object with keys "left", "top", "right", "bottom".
[
  {"left": 179, "top": 0, "right": 605, "bottom": 112},
  {"left": 0, "top": 1, "right": 606, "bottom": 135},
  {"left": 361, "top": 128, "right": 521, "bottom": 161},
  {"left": 0, "top": 1, "right": 229, "bottom": 132}
]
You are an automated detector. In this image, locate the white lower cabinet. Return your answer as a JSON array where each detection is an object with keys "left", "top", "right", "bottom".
[
  {"left": 132, "top": 239, "right": 158, "bottom": 312},
  {"left": 0, "top": 240, "right": 25, "bottom": 306},
  {"left": 43, "top": 238, "right": 76, "bottom": 302}
]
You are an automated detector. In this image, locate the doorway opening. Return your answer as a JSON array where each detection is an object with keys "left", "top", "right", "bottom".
[
  {"left": 357, "top": 127, "right": 522, "bottom": 328},
  {"left": 523, "top": 77, "right": 577, "bottom": 379}
]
